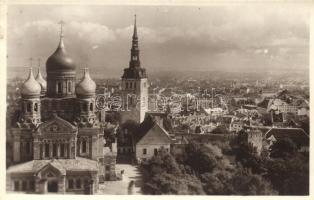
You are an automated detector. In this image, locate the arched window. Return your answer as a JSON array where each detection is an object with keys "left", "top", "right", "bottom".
[
  {"left": 57, "top": 82, "right": 62, "bottom": 94},
  {"left": 52, "top": 144, "right": 57, "bottom": 157},
  {"left": 82, "top": 140, "right": 87, "bottom": 153},
  {"left": 27, "top": 103, "right": 31, "bottom": 112},
  {"left": 26, "top": 142, "right": 30, "bottom": 155},
  {"left": 34, "top": 103, "right": 38, "bottom": 112},
  {"left": 60, "top": 143, "right": 65, "bottom": 157},
  {"left": 68, "top": 179, "right": 74, "bottom": 189},
  {"left": 76, "top": 179, "right": 81, "bottom": 189},
  {"left": 68, "top": 82, "right": 72, "bottom": 93},
  {"left": 45, "top": 143, "right": 49, "bottom": 157},
  {"left": 83, "top": 103, "right": 88, "bottom": 111}
]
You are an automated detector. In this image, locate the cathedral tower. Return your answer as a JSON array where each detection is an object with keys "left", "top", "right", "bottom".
[
  {"left": 75, "top": 68, "right": 98, "bottom": 127},
  {"left": 46, "top": 21, "right": 76, "bottom": 98},
  {"left": 121, "top": 15, "right": 148, "bottom": 123},
  {"left": 19, "top": 67, "right": 42, "bottom": 127}
]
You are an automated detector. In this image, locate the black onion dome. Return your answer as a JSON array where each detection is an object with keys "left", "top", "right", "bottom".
[{"left": 46, "top": 38, "right": 76, "bottom": 72}]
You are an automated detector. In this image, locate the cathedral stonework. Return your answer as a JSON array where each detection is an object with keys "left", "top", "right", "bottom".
[{"left": 6, "top": 23, "right": 117, "bottom": 194}]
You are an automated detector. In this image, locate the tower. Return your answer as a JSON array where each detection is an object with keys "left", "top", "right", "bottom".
[
  {"left": 19, "top": 66, "right": 42, "bottom": 127},
  {"left": 46, "top": 21, "right": 76, "bottom": 98},
  {"left": 75, "top": 68, "right": 98, "bottom": 127},
  {"left": 121, "top": 15, "right": 148, "bottom": 123},
  {"left": 13, "top": 66, "right": 41, "bottom": 162}
]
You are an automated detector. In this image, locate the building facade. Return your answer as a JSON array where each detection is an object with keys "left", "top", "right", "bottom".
[{"left": 7, "top": 25, "right": 117, "bottom": 194}]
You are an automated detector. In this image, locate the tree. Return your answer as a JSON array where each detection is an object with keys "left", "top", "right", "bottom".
[
  {"left": 227, "top": 169, "right": 277, "bottom": 195},
  {"left": 266, "top": 153, "right": 309, "bottom": 195},
  {"left": 270, "top": 138, "right": 297, "bottom": 159}
]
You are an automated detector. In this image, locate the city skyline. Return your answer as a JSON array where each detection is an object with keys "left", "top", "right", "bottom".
[{"left": 7, "top": 4, "right": 309, "bottom": 77}]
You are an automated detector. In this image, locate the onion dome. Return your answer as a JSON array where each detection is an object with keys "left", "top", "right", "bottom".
[
  {"left": 21, "top": 68, "right": 41, "bottom": 98},
  {"left": 46, "top": 25, "right": 76, "bottom": 72},
  {"left": 35, "top": 67, "right": 47, "bottom": 95},
  {"left": 76, "top": 68, "right": 96, "bottom": 98}
]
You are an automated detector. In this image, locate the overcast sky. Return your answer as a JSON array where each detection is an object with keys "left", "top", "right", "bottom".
[{"left": 7, "top": 4, "right": 309, "bottom": 77}]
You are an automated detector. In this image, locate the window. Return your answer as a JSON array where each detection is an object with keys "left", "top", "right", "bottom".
[
  {"left": 26, "top": 142, "right": 30, "bottom": 155},
  {"left": 90, "top": 103, "right": 93, "bottom": 111},
  {"left": 84, "top": 179, "right": 89, "bottom": 187},
  {"left": 154, "top": 148, "right": 158, "bottom": 156},
  {"left": 53, "top": 144, "right": 57, "bottom": 157},
  {"left": 76, "top": 179, "right": 81, "bottom": 189},
  {"left": 29, "top": 180, "right": 35, "bottom": 191},
  {"left": 143, "top": 148, "right": 147, "bottom": 155},
  {"left": 82, "top": 140, "right": 87, "bottom": 153},
  {"left": 134, "top": 82, "right": 136, "bottom": 89},
  {"left": 14, "top": 181, "right": 19, "bottom": 191},
  {"left": 68, "top": 82, "right": 72, "bottom": 93},
  {"left": 129, "top": 82, "right": 132, "bottom": 89},
  {"left": 83, "top": 103, "right": 88, "bottom": 111},
  {"left": 60, "top": 144, "right": 65, "bottom": 157},
  {"left": 45, "top": 143, "right": 49, "bottom": 157},
  {"left": 126, "top": 82, "right": 128, "bottom": 89},
  {"left": 27, "top": 103, "right": 31, "bottom": 112},
  {"left": 105, "top": 165, "right": 110, "bottom": 171},
  {"left": 68, "top": 179, "right": 73, "bottom": 189},
  {"left": 22, "top": 180, "right": 27, "bottom": 191},
  {"left": 34, "top": 103, "right": 38, "bottom": 112},
  {"left": 57, "top": 82, "right": 62, "bottom": 94}
]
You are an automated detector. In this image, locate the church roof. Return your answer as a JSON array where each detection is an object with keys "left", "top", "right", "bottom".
[
  {"left": 20, "top": 68, "right": 42, "bottom": 98},
  {"left": 76, "top": 68, "right": 96, "bottom": 98},
  {"left": 7, "top": 157, "right": 98, "bottom": 175},
  {"left": 136, "top": 116, "right": 172, "bottom": 145},
  {"left": 35, "top": 67, "right": 47, "bottom": 94},
  {"left": 264, "top": 127, "right": 309, "bottom": 147},
  {"left": 46, "top": 24, "right": 76, "bottom": 72}
]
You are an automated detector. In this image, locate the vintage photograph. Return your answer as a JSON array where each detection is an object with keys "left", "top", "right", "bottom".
[{"left": 5, "top": 2, "right": 310, "bottom": 195}]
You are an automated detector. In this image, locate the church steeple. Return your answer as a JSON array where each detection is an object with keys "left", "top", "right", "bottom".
[{"left": 129, "top": 14, "right": 140, "bottom": 69}]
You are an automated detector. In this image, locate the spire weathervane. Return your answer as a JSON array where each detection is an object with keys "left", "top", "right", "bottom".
[
  {"left": 59, "top": 20, "right": 65, "bottom": 38},
  {"left": 58, "top": 20, "right": 65, "bottom": 48}
]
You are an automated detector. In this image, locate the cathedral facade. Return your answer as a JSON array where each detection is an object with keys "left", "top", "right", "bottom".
[{"left": 6, "top": 24, "right": 117, "bottom": 194}]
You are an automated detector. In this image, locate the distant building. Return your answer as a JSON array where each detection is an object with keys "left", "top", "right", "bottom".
[{"left": 264, "top": 128, "right": 309, "bottom": 152}]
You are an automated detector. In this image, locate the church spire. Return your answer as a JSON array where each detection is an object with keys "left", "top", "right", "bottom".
[
  {"left": 58, "top": 20, "right": 65, "bottom": 49},
  {"left": 129, "top": 14, "right": 140, "bottom": 68},
  {"left": 133, "top": 14, "right": 138, "bottom": 39}
]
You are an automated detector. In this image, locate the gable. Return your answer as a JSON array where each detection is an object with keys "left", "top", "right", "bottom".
[
  {"left": 137, "top": 123, "right": 172, "bottom": 145},
  {"left": 37, "top": 162, "right": 66, "bottom": 177},
  {"left": 37, "top": 115, "right": 77, "bottom": 135}
]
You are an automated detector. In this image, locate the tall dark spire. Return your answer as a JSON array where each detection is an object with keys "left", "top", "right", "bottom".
[
  {"left": 122, "top": 14, "right": 147, "bottom": 79},
  {"left": 133, "top": 14, "right": 138, "bottom": 39},
  {"left": 129, "top": 14, "right": 140, "bottom": 68}
]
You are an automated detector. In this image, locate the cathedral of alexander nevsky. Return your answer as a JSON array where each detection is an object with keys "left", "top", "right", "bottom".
[{"left": 6, "top": 15, "right": 149, "bottom": 194}]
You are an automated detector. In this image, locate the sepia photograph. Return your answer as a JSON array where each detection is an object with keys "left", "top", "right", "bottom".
[{"left": 4, "top": 1, "right": 311, "bottom": 196}]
